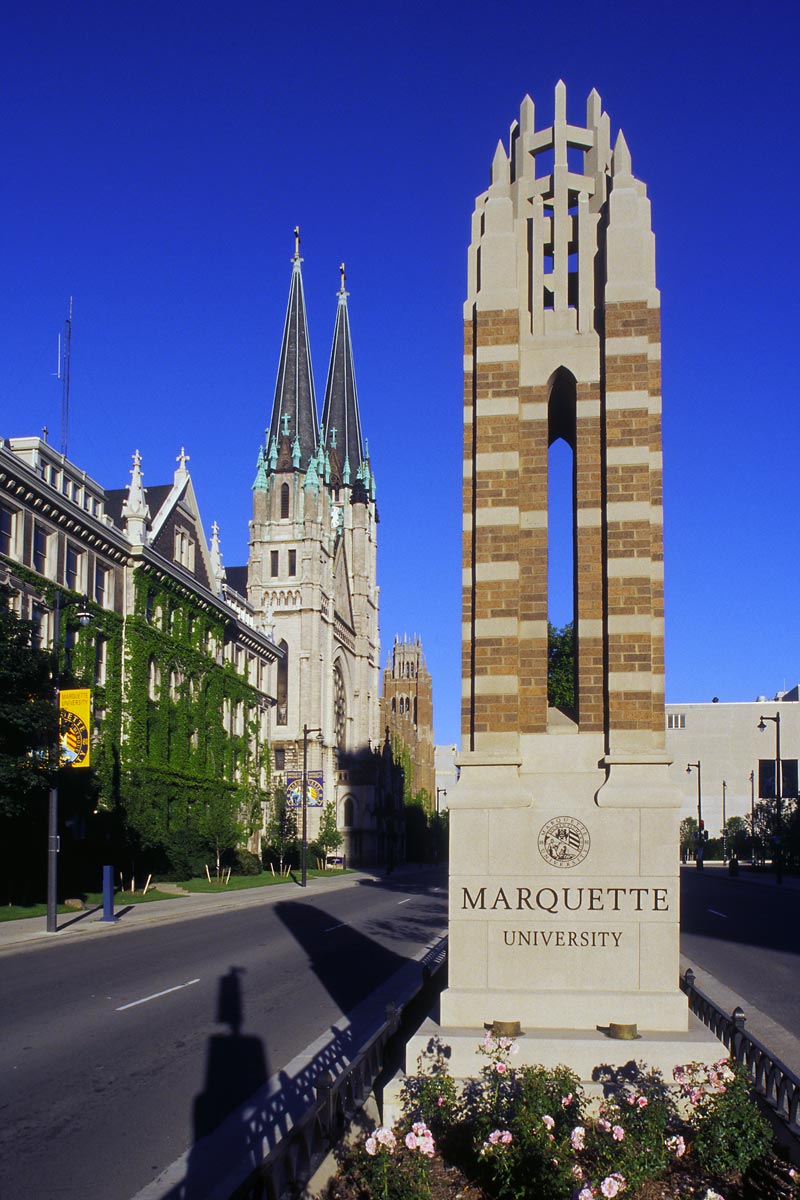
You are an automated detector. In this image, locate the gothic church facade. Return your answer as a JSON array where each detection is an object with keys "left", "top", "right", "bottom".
[{"left": 241, "top": 235, "right": 390, "bottom": 866}]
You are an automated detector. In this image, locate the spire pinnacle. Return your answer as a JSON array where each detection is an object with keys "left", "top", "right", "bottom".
[
  {"left": 321, "top": 265, "right": 366, "bottom": 491},
  {"left": 121, "top": 448, "right": 150, "bottom": 544},
  {"left": 265, "top": 241, "right": 320, "bottom": 473}
]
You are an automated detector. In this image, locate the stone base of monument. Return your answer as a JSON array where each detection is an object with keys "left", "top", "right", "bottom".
[{"left": 380, "top": 1013, "right": 722, "bottom": 1126}]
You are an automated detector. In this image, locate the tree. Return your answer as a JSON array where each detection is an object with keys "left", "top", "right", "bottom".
[
  {"left": 723, "top": 816, "right": 749, "bottom": 860},
  {"left": 680, "top": 816, "right": 698, "bottom": 861},
  {"left": 0, "top": 603, "right": 55, "bottom": 903},
  {"left": 315, "top": 800, "right": 343, "bottom": 863},
  {"left": 547, "top": 621, "right": 574, "bottom": 713},
  {"left": 0, "top": 604, "right": 54, "bottom": 820},
  {"left": 265, "top": 786, "right": 297, "bottom": 874},
  {"left": 198, "top": 792, "right": 243, "bottom": 880}
]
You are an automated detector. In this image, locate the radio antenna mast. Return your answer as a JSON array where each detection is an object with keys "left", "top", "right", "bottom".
[{"left": 57, "top": 297, "right": 73, "bottom": 458}]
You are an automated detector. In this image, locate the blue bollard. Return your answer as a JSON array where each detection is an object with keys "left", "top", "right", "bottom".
[{"left": 101, "top": 864, "right": 117, "bottom": 922}]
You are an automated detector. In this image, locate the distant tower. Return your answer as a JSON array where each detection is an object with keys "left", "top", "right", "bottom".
[
  {"left": 247, "top": 236, "right": 381, "bottom": 864},
  {"left": 381, "top": 635, "right": 436, "bottom": 806}
]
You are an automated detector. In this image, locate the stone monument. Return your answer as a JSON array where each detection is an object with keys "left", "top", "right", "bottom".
[{"left": 426, "top": 83, "right": 718, "bottom": 1074}]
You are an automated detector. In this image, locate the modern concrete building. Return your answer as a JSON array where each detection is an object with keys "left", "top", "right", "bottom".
[{"left": 666, "top": 691, "right": 800, "bottom": 832}]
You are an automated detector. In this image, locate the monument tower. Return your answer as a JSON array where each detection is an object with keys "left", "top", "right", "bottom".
[{"left": 445, "top": 83, "right": 686, "bottom": 1034}]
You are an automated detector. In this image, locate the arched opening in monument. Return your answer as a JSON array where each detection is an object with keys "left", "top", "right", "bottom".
[{"left": 547, "top": 367, "right": 577, "bottom": 723}]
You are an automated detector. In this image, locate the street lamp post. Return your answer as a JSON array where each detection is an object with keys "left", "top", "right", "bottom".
[
  {"left": 47, "top": 590, "right": 93, "bottom": 933},
  {"left": 301, "top": 724, "right": 323, "bottom": 888},
  {"left": 686, "top": 761, "right": 703, "bottom": 869},
  {"left": 758, "top": 712, "right": 782, "bottom": 886},
  {"left": 722, "top": 780, "right": 727, "bottom": 862},
  {"left": 749, "top": 769, "right": 756, "bottom": 864}
]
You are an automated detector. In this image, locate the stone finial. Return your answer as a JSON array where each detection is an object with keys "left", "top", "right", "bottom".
[
  {"left": 491, "top": 140, "right": 510, "bottom": 187},
  {"left": 209, "top": 520, "right": 226, "bottom": 592},
  {"left": 612, "top": 130, "right": 633, "bottom": 178},
  {"left": 121, "top": 449, "right": 150, "bottom": 545},
  {"left": 554, "top": 79, "right": 567, "bottom": 122},
  {"left": 268, "top": 436, "right": 278, "bottom": 470},
  {"left": 293, "top": 225, "right": 301, "bottom": 260},
  {"left": 252, "top": 445, "right": 268, "bottom": 491},
  {"left": 175, "top": 447, "right": 190, "bottom": 482},
  {"left": 586, "top": 87, "right": 602, "bottom": 130},
  {"left": 291, "top": 434, "right": 301, "bottom": 469},
  {"left": 519, "top": 94, "right": 535, "bottom": 135},
  {"left": 339, "top": 262, "right": 347, "bottom": 295}
]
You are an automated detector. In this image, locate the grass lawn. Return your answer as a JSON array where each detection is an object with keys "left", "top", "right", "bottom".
[
  {"left": 0, "top": 887, "right": 179, "bottom": 922},
  {"left": 176, "top": 867, "right": 352, "bottom": 893}
]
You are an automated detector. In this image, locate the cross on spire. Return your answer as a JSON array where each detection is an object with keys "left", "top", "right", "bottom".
[{"left": 281, "top": 411, "right": 291, "bottom": 437}]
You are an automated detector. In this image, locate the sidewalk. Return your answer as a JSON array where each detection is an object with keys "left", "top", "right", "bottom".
[{"left": 0, "top": 866, "right": 395, "bottom": 954}]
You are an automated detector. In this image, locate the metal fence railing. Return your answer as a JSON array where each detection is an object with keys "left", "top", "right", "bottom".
[
  {"left": 228, "top": 937, "right": 448, "bottom": 1200},
  {"left": 681, "top": 967, "right": 800, "bottom": 1137}
]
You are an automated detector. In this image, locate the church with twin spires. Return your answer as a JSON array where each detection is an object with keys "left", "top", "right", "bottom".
[{"left": 238, "top": 231, "right": 395, "bottom": 866}]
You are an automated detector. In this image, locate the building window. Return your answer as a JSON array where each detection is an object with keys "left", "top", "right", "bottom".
[
  {"left": 95, "top": 636, "right": 108, "bottom": 686},
  {"left": 174, "top": 527, "right": 196, "bottom": 571},
  {"left": 0, "top": 504, "right": 15, "bottom": 556},
  {"left": 288, "top": 549, "right": 297, "bottom": 577},
  {"left": 274, "top": 748, "right": 285, "bottom": 770},
  {"left": 343, "top": 795, "right": 354, "bottom": 827},
  {"left": 280, "top": 482, "right": 290, "bottom": 519},
  {"left": 65, "top": 544, "right": 83, "bottom": 591},
  {"left": 94, "top": 562, "right": 109, "bottom": 607},
  {"left": 270, "top": 550, "right": 279, "bottom": 577},
  {"left": 31, "top": 604, "right": 44, "bottom": 648},
  {"left": 33, "top": 526, "right": 49, "bottom": 575},
  {"left": 148, "top": 658, "right": 160, "bottom": 701},
  {"left": 276, "top": 640, "right": 288, "bottom": 725},
  {"left": 667, "top": 713, "right": 686, "bottom": 730}
]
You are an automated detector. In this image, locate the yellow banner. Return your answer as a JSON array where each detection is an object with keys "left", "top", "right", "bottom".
[{"left": 58, "top": 688, "right": 92, "bottom": 768}]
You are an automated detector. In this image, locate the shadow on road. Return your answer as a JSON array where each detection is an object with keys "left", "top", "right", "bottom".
[{"left": 161, "top": 892, "right": 431, "bottom": 1198}]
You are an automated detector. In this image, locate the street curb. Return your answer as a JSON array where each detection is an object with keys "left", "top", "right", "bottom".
[{"left": 0, "top": 869, "right": 386, "bottom": 955}]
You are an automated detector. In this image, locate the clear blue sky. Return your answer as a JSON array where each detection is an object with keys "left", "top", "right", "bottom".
[{"left": 3, "top": 0, "right": 799, "bottom": 746}]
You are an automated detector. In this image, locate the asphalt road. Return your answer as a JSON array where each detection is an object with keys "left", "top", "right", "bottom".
[
  {"left": 680, "top": 866, "right": 800, "bottom": 1039},
  {"left": 0, "top": 869, "right": 448, "bottom": 1200}
]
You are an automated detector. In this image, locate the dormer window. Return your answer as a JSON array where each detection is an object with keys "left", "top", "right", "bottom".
[{"left": 174, "top": 527, "right": 195, "bottom": 571}]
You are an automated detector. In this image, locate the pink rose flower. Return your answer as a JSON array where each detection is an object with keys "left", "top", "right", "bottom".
[
  {"left": 365, "top": 1137, "right": 377, "bottom": 1156},
  {"left": 637, "top": 1095, "right": 648, "bottom": 1108},
  {"left": 542, "top": 1115, "right": 555, "bottom": 1130},
  {"left": 612, "top": 1125, "right": 625, "bottom": 1141},
  {"left": 598, "top": 1118, "right": 611, "bottom": 1132},
  {"left": 495, "top": 1061, "right": 507, "bottom": 1074},
  {"left": 601, "top": 1173, "right": 626, "bottom": 1197},
  {"left": 570, "top": 1126, "right": 586, "bottom": 1151},
  {"left": 561, "top": 1092, "right": 574, "bottom": 1107}
]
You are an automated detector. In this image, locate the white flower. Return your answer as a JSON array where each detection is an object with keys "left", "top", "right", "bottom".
[
  {"left": 600, "top": 1173, "right": 626, "bottom": 1197},
  {"left": 542, "top": 1114, "right": 555, "bottom": 1130},
  {"left": 365, "top": 1136, "right": 377, "bottom": 1156}
]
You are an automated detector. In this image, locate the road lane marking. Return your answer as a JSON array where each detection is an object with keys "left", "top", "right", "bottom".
[
  {"left": 116, "top": 979, "right": 200, "bottom": 1011},
  {"left": 708, "top": 909, "right": 728, "bottom": 918},
  {"left": 324, "top": 922, "right": 347, "bottom": 931},
  {"left": 398, "top": 898, "right": 411, "bottom": 905}
]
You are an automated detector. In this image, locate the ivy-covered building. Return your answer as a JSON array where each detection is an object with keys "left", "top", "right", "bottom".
[
  {"left": 0, "top": 434, "right": 283, "bottom": 874},
  {"left": 241, "top": 235, "right": 401, "bottom": 867}
]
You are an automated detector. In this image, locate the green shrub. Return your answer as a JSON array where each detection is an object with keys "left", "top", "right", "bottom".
[
  {"left": 226, "top": 847, "right": 261, "bottom": 876},
  {"left": 675, "top": 1058, "right": 772, "bottom": 1177}
]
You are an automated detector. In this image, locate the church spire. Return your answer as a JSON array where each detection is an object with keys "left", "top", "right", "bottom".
[
  {"left": 321, "top": 261, "right": 365, "bottom": 489},
  {"left": 265, "top": 227, "right": 320, "bottom": 472}
]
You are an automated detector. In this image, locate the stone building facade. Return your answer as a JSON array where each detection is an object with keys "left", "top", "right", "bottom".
[
  {"left": 0, "top": 434, "right": 283, "bottom": 865},
  {"left": 380, "top": 634, "right": 436, "bottom": 807},
  {"left": 241, "top": 239, "right": 395, "bottom": 867}
]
